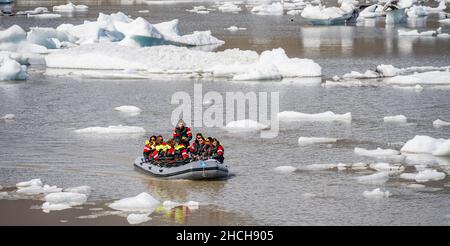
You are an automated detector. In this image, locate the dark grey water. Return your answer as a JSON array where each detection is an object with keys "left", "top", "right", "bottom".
[{"left": 1, "top": 1, "right": 450, "bottom": 225}]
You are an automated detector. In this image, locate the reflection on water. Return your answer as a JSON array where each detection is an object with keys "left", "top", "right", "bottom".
[{"left": 406, "top": 17, "right": 427, "bottom": 28}]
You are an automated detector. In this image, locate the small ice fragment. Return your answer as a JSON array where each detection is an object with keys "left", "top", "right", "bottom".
[
  {"left": 127, "top": 213, "right": 151, "bottom": 224},
  {"left": 109, "top": 192, "right": 160, "bottom": 212},
  {"left": 274, "top": 166, "right": 297, "bottom": 173},
  {"left": 362, "top": 188, "right": 391, "bottom": 199}
]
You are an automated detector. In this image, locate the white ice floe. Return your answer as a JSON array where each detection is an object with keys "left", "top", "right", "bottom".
[
  {"left": 357, "top": 4, "right": 384, "bottom": 19},
  {"left": 351, "top": 162, "right": 369, "bottom": 170},
  {"left": 45, "top": 192, "right": 87, "bottom": 206},
  {"left": 63, "top": 185, "right": 91, "bottom": 196},
  {"left": 356, "top": 172, "right": 390, "bottom": 185},
  {"left": 41, "top": 202, "right": 72, "bottom": 211},
  {"left": 369, "top": 163, "right": 405, "bottom": 173},
  {"left": 74, "top": 125, "right": 146, "bottom": 134},
  {"left": 108, "top": 192, "right": 160, "bottom": 212},
  {"left": 186, "top": 6, "right": 210, "bottom": 14},
  {"left": 2, "top": 114, "right": 15, "bottom": 120},
  {"left": 399, "top": 172, "right": 417, "bottom": 180},
  {"left": 251, "top": 2, "right": 284, "bottom": 15},
  {"left": 383, "top": 115, "right": 407, "bottom": 123},
  {"left": 298, "top": 137, "right": 338, "bottom": 146},
  {"left": 433, "top": 119, "right": 450, "bottom": 128},
  {"left": 415, "top": 169, "right": 446, "bottom": 182},
  {"left": 29, "top": 13, "right": 62, "bottom": 19},
  {"left": 407, "top": 183, "right": 426, "bottom": 189},
  {"left": 406, "top": 5, "right": 428, "bottom": 18},
  {"left": 217, "top": 2, "right": 242, "bottom": 13},
  {"left": 45, "top": 43, "right": 321, "bottom": 80},
  {"left": 114, "top": 105, "right": 142, "bottom": 114},
  {"left": 225, "top": 26, "right": 247, "bottom": 32},
  {"left": 16, "top": 7, "right": 49, "bottom": 15},
  {"left": 298, "top": 163, "right": 337, "bottom": 171},
  {"left": 278, "top": 111, "right": 351, "bottom": 123},
  {"left": 274, "top": 166, "right": 297, "bottom": 173},
  {"left": 386, "top": 71, "right": 450, "bottom": 85},
  {"left": 53, "top": 2, "right": 89, "bottom": 12},
  {"left": 401, "top": 135, "right": 450, "bottom": 156},
  {"left": 224, "top": 119, "right": 268, "bottom": 132},
  {"left": 127, "top": 213, "right": 151, "bottom": 224},
  {"left": 363, "top": 188, "right": 391, "bottom": 199},
  {"left": 16, "top": 178, "right": 43, "bottom": 188},
  {"left": 17, "top": 184, "right": 64, "bottom": 196},
  {"left": 342, "top": 70, "right": 379, "bottom": 79},
  {"left": 376, "top": 64, "right": 401, "bottom": 77},
  {"left": 0, "top": 54, "right": 28, "bottom": 81}
]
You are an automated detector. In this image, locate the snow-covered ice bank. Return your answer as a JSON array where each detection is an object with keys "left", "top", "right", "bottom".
[
  {"left": 224, "top": 119, "right": 268, "bottom": 132},
  {"left": 45, "top": 44, "right": 321, "bottom": 80},
  {"left": 114, "top": 105, "right": 142, "bottom": 114},
  {"left": 74, "top": 125, "right": 146, "bottom": 134},
  {"left": 401, "top": 135, "right": 450, "bottom": 156},
  {"left": 108, "top": 192, "right": 160, "bottom": 212},
  {"left": 277, "top": 111, "right": 351, "bottom": 123},
  {"left": 274, "top": 166, "right": 297, "bottom": 173},
  {"left": 53, "top": 2, "right": 89, "bottom": 12},
  {"left": 433, "top": 119, "right": 450, "bottom": 128},
  {"left": 251, "top": 2, "right": 284, "bottom": 16},
  {"left": 363, "top": 188, "right": 391, "bottom": 199},
  {"left": 298, "top": 137, "right": 338, "bottom": 146},
  {"left": 225, "top": 26, "right": 247, "bottom": 32},
  {"left": 383, "top": 115, "right": 407, "bottom": 123}
]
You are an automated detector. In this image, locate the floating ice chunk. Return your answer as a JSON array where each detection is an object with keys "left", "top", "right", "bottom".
[
  {"left": 74, "top": 125, "right": 146, "bottom": 134},
  {"left": 224, "top": 119, "right": 268, "bottom": 132},
  {"left": 415, "top": 169, "right": 446, "bottom": 182},
  {"left": 2, "top": 114, "right": 15, "bottom": 120},
  {"left": 342, "top": 70, "right": 379, "bottom": 79},
  {"left": 439, "top": 19, "right": 450, "bottom": 26},
  {"left": 232, "top": 64, "right": 282, "bottom": 81},
  {"left": 251, "top": 3, "right": 284, "bottom": 16},
  {"left": 401, "top": 135, "right": 450, "bottom": 156},
  {"left": 354, "top": 147, "right": 401, "bottom": 160},
  {"left": 358, "top": 4, "right": 384, "bottom": 19},
  {"left": 42, "top": 185, "right": 63, "bottom": 193},
  {"left": 27, "top": 27, "right": 77, "bottom": 49},
  {"left": 109, "top": 192, "right": 160, "bottom": 212},
  {"left": 407, "top": 183, "right": 425, "bottom": 189},
  {"left": 53, "top": 2, "right": 89, "bottom": 12},
  {"left": 433, "top": 119, "right": 450, "bottom": 128},
  {"left": 45, "top": 192, "right": 87, "bottom": 206},
  {"left": 17, "top": 186, "right": 45, "bottom": 195},
  {"left": 298, "top": 137, "right": 338, "bottom": 146},
  {"left": 63, "top": 185, "right": 91, "bottom": 196},
  {"left": 278, "top": 111, "right": 351, "bottom": 123},
  {"left": 298, "top": 163, "right": 337, "bottom": 171},
  {"left": 363, "top": 188, "right": 391, "bottom": 199},
  {"left": 399, "top": 173, "right": 417, "bottom": 180},
  {"left": 16, "top": 7, "right": 49, "bottom": 15},
  {"left": 127, "top": 213, "right": 151, "bottom": 224},
  {"left": 351, "top": 162, "right": 368, "bottom": 170},
  {"left": 0, "top": 25, "right": 26, "bottom": 43},
  {"left": 217, "top": 2, "right": 242, "bottom": 13},
  {"left": 376, "top": 64, "right": 401, "bottom": 77},
  {"left": 0, "top": 56, "right": 28, "bottom": 81},
  {"left": 16, "top": 178, "right": 42, "bottom": 188},
  {"left": 114, "top": 105, "right": 142, "bottom": 114},
  {"left": 387, "top": 71, "right": 450, "bottom": 85},
  {"left": 30, "top": 13, "right": 62, "bottom": 19},
  {"left": 274, "top": 166, "right": 297, "bottom": 173},
  {"left": 41, "top": 202, "right": 72, "bottom": 212},
  {"left": 383, "top": 115, "right": 407, "bottom": 123},
  {"left": 369, "top": 163, "right": 404, "bottom": 173},
  {"left": 356, "top": 172, "right": 390, "bottom": 185},
  {"left": 225, "top": 26, "right": 247, "bottom": 32},
  {"left": 405, "top": 5, "right": 427, "bottom": 18},
  {"left": 186, "top": 6, "right": 210, "bottom": 14}
]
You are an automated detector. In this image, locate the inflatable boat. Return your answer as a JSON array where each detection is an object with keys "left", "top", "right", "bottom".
[{"left": 133, "top": 157, "right": 229, "bottom": 180}]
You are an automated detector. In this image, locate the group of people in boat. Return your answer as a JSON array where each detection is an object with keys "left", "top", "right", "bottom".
[{"left": 143, "top": 119, "right": 224, "bottom": 165}]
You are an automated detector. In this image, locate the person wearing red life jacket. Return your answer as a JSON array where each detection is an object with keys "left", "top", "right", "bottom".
[
  {"left": 173, "top": 119, "right": 192, "bottom": 147},
  {"left": 210, "top": 138, "right": 224, "bottom": 163}
]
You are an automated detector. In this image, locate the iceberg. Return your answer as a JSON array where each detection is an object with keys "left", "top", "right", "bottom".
[
  {"left": 401, "top": 135, "right": 450, "bottom": 156},
  {"left": 0, "top": 25, "right": 26, "bottom": 43},
  {"left": 0, "top": 55, "right": 28, "bottom": 81},
  {"left": 277, "top": 111, "right": 351, "bottom": 123},
  {"left": 45, "top": 44, "right": 321, "bottom": 80},
  {"left": 74, "top": 125, "right": 146, "bottom": 134},
  {"left": 298, "top": 137, "right": 338, "bottom": 146},
  {"left": 383, "top": 115, "right": 407, "bottom": 123},
  {"left": 108, "top": 192, "right": 160, "bottom": 212},
  {"left": 251, "top": 2, "right": 284, "bottom": 16},
  {"left": 53, "top": 2, "right": 89, "bottom": 12},
  {"left": 433, "top": 119, "right": 450, "bottom": 128},
  {"left": 274, "top": 166, "right": 297, "bottom": 173},
  {"left": 224, "top": 119, "right": 268, "bottom": 132},
  {"left": 362, "top": 188, "right": 391, "bottom": 199}
]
